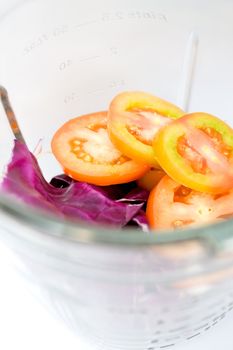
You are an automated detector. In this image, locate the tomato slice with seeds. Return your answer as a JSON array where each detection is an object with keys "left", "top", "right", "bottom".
[
  {"left": 51, "top": 111, "right": 149, "bottom": 186},
  {"left": 137, "top": 168, "right": 166, "bottom": 191},
  {"left": 153, "top": 113, "right": 233, "bottom": 194},
  {"left": 146, "top": 175, "right": 233, "bottom": 230},
  {"left": 107, "top": 91, "right": 185, "bottom": 167}
]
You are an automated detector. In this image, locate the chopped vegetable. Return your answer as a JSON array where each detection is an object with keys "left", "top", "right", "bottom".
[
  {"left": 2, "top": 140, "right": 149, "bottom": 229},
  {"left": 51, "top": 111, "right": 149, "bottom": 186},
  {"left": 1, "top": 90, "right": 233, "bottom": 232},
  {"left": 129, "top": 210, "right": 150, "bottom": 232},
  {"left": 153, "top": 113, "right": 233, "bottom": 194},
  {"left": 146, "top": 175, "right": 233, "bottom": 230},
  {"left": 107, "top": 91, "right": 184, "bottom": 167}
]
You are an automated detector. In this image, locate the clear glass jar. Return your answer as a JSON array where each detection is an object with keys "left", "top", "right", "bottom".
[{"left": 0, "top": 1, "right": 233, "bottom": 349}]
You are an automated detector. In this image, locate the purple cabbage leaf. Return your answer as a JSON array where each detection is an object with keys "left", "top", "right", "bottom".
[{"left": 1, "top": 140, "right": 149, "bottom": 230}]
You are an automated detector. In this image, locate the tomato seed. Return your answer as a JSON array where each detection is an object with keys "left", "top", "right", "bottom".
[
  {"left": 74, "top": 140, "right": 81, "bottom": 145},
  {"left": 84, "top": 155, "right": 92, "bottom": 162},
  {"left": 116, "top": 156, "right": 128, "bottom": 165},
  {"left": 173, "top": 220, "right": 184, "bottom": 227}
]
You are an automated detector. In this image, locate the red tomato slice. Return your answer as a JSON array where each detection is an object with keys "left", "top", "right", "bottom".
[
  {"left": 153, "top": 113, "right": 233, "bottom": 194},
  {"left": 147, "top": 175, "right": 233, "bottom": 230},
  {"left": 107, "top": 91, "right": 184, "bottom": 167},
  {"left": 51, "top": 111, "right": 149, "bottom": 186}
]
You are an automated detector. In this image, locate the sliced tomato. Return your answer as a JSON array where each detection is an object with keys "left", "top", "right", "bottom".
[
  {"left": 137, "top": 169, "right": 166, "bottom": 191},
  {"left": 153, "top": 113, "right": 233, "bottom": 194},
  {"left": 107, "top": 91, "right": 184, "bottom": 167},
  {"left": 51, "top": 111, "right": 149, "bottom": 186},
  {"left": 146, "top": 175, "right": 233, "bottom": 230}
]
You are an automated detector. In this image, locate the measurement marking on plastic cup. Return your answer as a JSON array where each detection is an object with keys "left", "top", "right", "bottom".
[
  {"left": 102, "top": 11, "right": 167, "bottom": 22},
  {"left": 79, "top": 55, "right": 101, "bottom": 62},
  {"left": 23, "top": 25, "right": 69, "bottom": 55},
  {"left": 64, "top": 92, "right": 80, "bottom": 104},
  {"left": 109, "top": 80, "right": 125, "bottom": 88},
  {"left": 87, "top": 88, "right": 105, "bottom": 95},
  {"left": 64, "top": 80, "right": 125, "bottom": 104},
  {"left": 52, "top": 25, "right": 69, "bottom": 36},
  {"left": 59, "top": 47, "right": 120, "bottom": 72},
  {"left": 75, "top": 20, "right": 98, "bottom": 28},
  {"left": 59, "top": 60, "right": 72, "bottom": 71},
  {"left": 23, "top": 34, "right": 49, "bottom": 55},
  {"left": 109, "top": 47, "right": 119, "bottom": 55}
]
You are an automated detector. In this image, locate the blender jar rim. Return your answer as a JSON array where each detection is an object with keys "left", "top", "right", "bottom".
[{"left": 0, "top": 192, "right": 232, "bottom": 247}]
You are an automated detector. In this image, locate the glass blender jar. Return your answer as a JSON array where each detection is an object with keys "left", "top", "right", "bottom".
[{"left": 0, "top": 1, "right": 233, "bottom": 349}]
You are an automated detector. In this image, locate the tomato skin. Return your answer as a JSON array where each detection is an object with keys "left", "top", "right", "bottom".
[
  {"left": 153, "top": 113, "right": 233, "bottom": 194},
  {"left": 146, "top": 176, "right": 178, "bottom": 229},
  {"left": 62, "top": 162, "right": 148, "bottom": 186},
  {"left": 108, "top": 91, "right": 185, "bottom": 167},
  {"left": 137, "top": 169, "right": 166, "bottom": 191},
  {"left": 146, "top": 175, "right": 233, "bottom": 230},
  {"left": 51, "top": 111, "right": 149, "bottom": 186}
]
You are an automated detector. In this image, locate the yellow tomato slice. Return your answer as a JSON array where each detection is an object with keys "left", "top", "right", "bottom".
[
  {"left": 107, "top": 91, "right": 185, "bottom": 167},
  {"left": 153, "top": 113, "right": 233, "bottom": 194}
]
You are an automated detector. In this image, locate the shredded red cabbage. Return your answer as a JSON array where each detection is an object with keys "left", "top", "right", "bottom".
[
  {"left": 129, "top": 210, "right": 150, "bottom": 232},
  {"left": 2, "top": 140, "right": 149, "bottom": 230}
]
